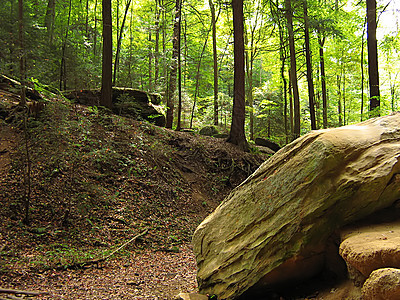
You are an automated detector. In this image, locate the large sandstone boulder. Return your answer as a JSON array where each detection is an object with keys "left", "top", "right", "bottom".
[
  {"left": 362, "top": 268, "right": 400, "bottom": 300},
  {"left": 192, "top": 113, "right": 400, "bottom": 299}
]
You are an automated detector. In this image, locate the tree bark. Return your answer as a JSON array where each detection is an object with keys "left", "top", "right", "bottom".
[
  {"left": 154, "top": 0, "right": 160, "bottom": 88},
  {"left": 18, "top": 0, "right": 26, "bottom": 106},
  {"left": 318, "top": 32, "right": 327, "bottom": 128},
  {"left": 209, "top": 0, "right": 219, "bottom": 126},
  {"left": 44, "top": 0, "right": 55, "bottom": 43},
  {"left": 367, "top": 0, "right": 380, "bottom": 115},
  {"left": 227, "top": 0, "right": 248, "bottom": 151},
  {"left": 285, "top": 0, "right": 300, "bottom": 139},
  {"left": 303, "top": 0, "right": 316, "bottom": 130},
  {"left": 361, "top": 23, "right": 366, "bottom": 121},
  {"left": 176, "top": 2, "right": 182, "bottom": 131},
  {"left": 165, "top": 0, "right": 181, "bottom": 128},
  {"left": 101, "top": 0, "right": 113, "bottom": 109}
]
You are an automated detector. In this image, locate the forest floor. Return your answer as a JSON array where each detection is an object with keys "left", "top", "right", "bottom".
[
  {"left": 0, "top": 88, "right": 362, "bottom": 300},
  {"left": 0, "top": 88, "right": 269, "bottom": 299}
]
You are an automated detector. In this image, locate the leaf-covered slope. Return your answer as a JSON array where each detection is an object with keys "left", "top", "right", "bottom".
[{"left": 0, "top": 92, "right": 266, "bottom": 273}]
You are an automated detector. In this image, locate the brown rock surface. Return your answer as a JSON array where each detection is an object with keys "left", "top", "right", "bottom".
[
  {"left": 340, "top": 220, "right": 400, "bottom": 278},
  {"left": 362, "top": 268, "right": 400, "bottom": 300}
]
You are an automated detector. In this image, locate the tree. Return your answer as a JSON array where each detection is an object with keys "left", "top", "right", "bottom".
[
  {"left": 59, "top": 0, "right": 72, "bottom": 90},
  {"left": 209, "top": 0, "right": 219, "bottom": 126},
  {"left": 303, "top": 0, "right": 316, "bottom": 130},
  {"left": 101, "top": 0, "right": 113, "bottom": 109},
  {"left": 18, "top": 0, "right": 26, "bottom": 106},
  {"left": 366, "top": 0, "right": 380, "bottom": 115},
  {"left": 285, "top": 0, "right": 300, "bottom": 139},
  {"left": 165, "top": 0, "right": 181, "bottom": 128},
  {"left": 318, "top": 30, "right": 328, "bottom": 128},
  {"left": 227, "top": 0, "right": 248, "bottom": 151}
]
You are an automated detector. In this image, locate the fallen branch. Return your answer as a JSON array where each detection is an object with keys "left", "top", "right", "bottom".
[
  {"left": 0, "top": 288, "right": 49, "bottom": 296},
  {"left": 60, "top": 228, "right": 148, "bottom": 270}
]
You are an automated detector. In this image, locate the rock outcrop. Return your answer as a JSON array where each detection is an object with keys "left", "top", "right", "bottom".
[
  {"left": 192, "top": 113, "right": 400, "bottom": 299},
  {"left": 362, "top": 268, "right": 400, "bottom": 300},
  {"left": 63, "top": 88, "right": 165, "bottom": 126}
]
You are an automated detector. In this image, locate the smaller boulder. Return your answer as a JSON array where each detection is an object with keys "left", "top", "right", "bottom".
[
  {"left": 362, "top": 268, "right": 400, "bottom": 300},
  {"left": 199, "top": 126, "right": 218, "bottom": 136},
  {"left": 254, "top": 138, "right": 280, "bottom": 152},
  {"left": 339, "top": 221, "right": 400, "bottom": 278}
]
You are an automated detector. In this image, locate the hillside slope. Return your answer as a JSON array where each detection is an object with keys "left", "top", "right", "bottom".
[{"left": 0, "top": 90, "right": 267, "bottom": 298}]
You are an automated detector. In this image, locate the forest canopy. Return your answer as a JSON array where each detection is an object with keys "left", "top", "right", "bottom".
[{"left": 1, "top": 0, "right": 399, "bottom": 145}]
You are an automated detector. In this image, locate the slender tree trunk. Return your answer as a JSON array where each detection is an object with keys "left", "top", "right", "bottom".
[
  {"left": 279, "top": 34, "right": 288, "bottom": 143},
  {"left": 101, "top": 0, "right": 113, "bottom": 109},
  {"left": 154, "top": 0, "right": 160, "bottom": 88},
  {"left": 176, "top": 3, "right": 182, "bottom": 131},
  {"left": 361, "top": 23, "right": 366, "bottom": 121},
  {"left": 209, "top": 0, "right": 219, "bottom": 126},
  {"left": 94, "top": 0, "right": 98, "bottom": 59},
  {"left": 318, "top": 32, "right": 328, "bottom": 128},
  {"left": 128, "top": 4, "right": 133, "bottom": 86},
  {"left": 367, "top": 0, "right": 380, "bottom": 115},
  {"left": 288, "top": 68, "right": 294, "bottom": 136},
  {"left": 18, "top": 0, "right": 26, "bottom": 106},
  {"left": 148, "top": 23, "right": 153, "bottom": 91},
  {"left": 303, "top": 0, "right": 316, "bottom": 130},
  {"left": 285, "top": 0, "right": 300, "bottom": 139},
  {"left": 165, "top": 0, "right": 181, "bottom": 128},
  {"left": 337, "top": 74, "right": 342, "bottom": 126},
  {"left": 19, "top": 0, "right": 31, "bottom": 226},
  {"left": 113, "top": 0, "right": 132, "bottom": 86},
  {"left": 227, "top": 0, "right": 248, "bottom": 151},
  {"left": 343, "top": 67, "right": 346, "bottom": 125}
]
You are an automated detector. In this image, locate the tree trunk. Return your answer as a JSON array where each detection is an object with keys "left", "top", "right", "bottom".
[
  {"left": 94, "top": 0, "right": 98, "bottom": 59},
  {"left": 227, "top": 0, "right": 248, "bottom": 151},
  {"left": 303, "top": 0, "right": 316, "bottom": 130},
  {"left": 154, "top": 0, "right": 160, "bottom": 88},
  {"left": 148, "top": 24, "right": 153, "bottom": 91},
  {"left": 337, "top": 74, "right": 342, "bottom": 126},
  {"left": 285, "top": 0, "right": 300, "bottom": 139},
  {"left": 165, "top": 0, "right": 181, "bottom": 128},
  {"left": 101, "top": 0, "right": 113, "bottom": 109},
  {"left": 361, "top": 23, "right": 366, "bottom": 121},
  {"left": 279, "top": 30, "right": 288, "bottom": 143},
  {"left": 209, "top": 0, "right": 219, "bottom": 126},
  {"left": 367, "top": 0, "right": 380, "bottom": 115},
  {"left": 113, "top": 0, "right": 132, "bottom": 86},
  {"left": 318, "top": 32, "right": 328, "bottom": 128},
  {"left": 59, "top": 0, "right": 72, "bottom": 91},
  {"left": 18, "top": 0, "right": 26, "bottom": 106},
  {"left": 176, "top": 2, "right": 182, "bottom": 131},
  {"left": 44, "top": 0, "right": 55, "bottom": 43}
]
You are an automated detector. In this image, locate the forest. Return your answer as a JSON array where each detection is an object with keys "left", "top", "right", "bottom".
[
  {"left": 1, "top": 0, "right": 400, "bottom": 298},
  {"left": 1, "top": 0, "right": 399, "bottom": 147}
]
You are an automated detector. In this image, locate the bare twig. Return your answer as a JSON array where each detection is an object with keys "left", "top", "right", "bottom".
[{"left": 61, "top": 228, "right": 148, "bottom": 269}]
